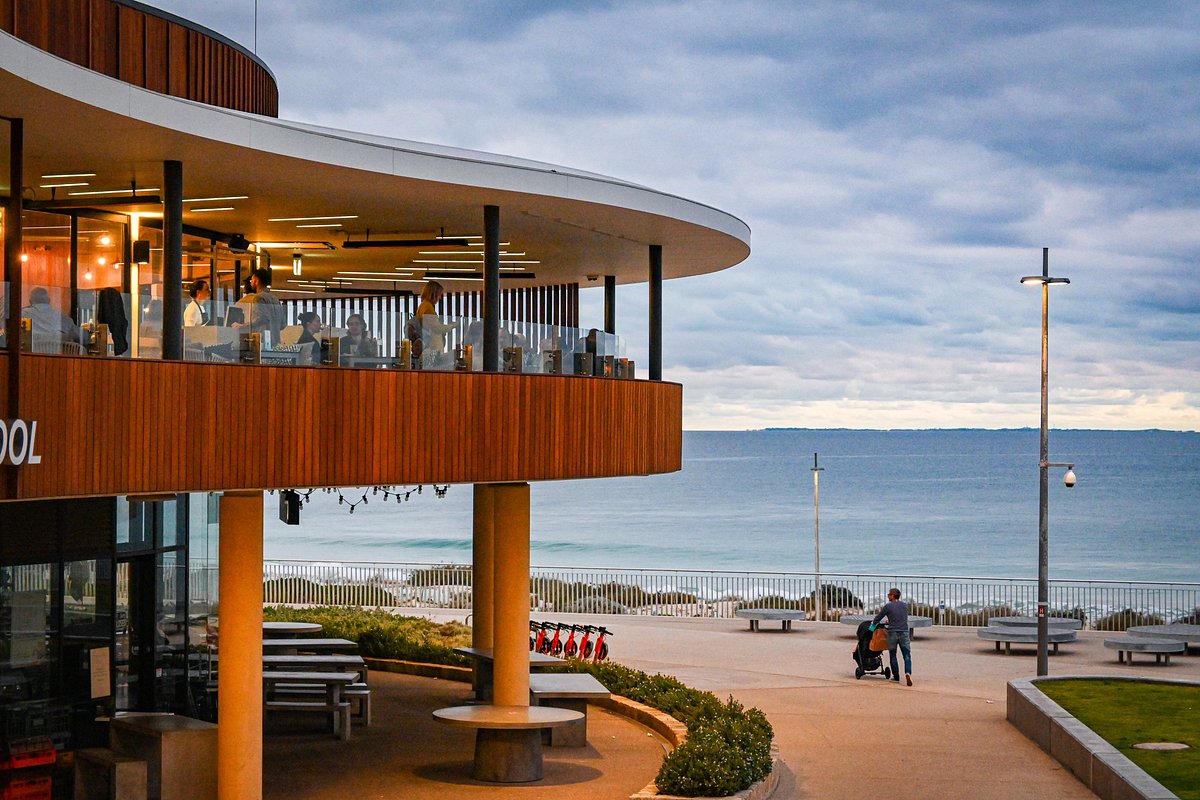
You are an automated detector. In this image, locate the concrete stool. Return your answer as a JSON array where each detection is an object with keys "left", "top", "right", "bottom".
[{"left": 74, "top": 748, "right": 148, "bottom": 800}]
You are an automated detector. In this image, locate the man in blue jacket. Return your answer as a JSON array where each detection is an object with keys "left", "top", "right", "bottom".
[{"left": 870, "top": 587, "right": 913, "bottom": 685}]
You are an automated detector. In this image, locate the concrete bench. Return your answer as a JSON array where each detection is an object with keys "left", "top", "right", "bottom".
[
  {"left": 976, "top": 626, "right": 1077, "bottom": 654},
  {"left": 1103, "top": 636, "right": 1186, "bottom": 665},
  {"left": 839, "top": 614, "right": 933, "bottom": 637},
  {"left": 735, "top": 609, "right": 807, "bottom": 631},
  {"left": 528, "top": 672, "right": 610, "bottom": 747},
  {"left": 74, "top": 748, "right": 148, "bottom": 800},
  {"left": 263, "top": 670, "right": 355, "bottom": 740},
  {"left": 453, "top": 646, "right": 563, "bottom": 700},
  {"left": 432, "top": 704, "right": 583, "bottom": 782},
  {"left": 271, "top": 681, "right": 372, "bottom": 725},
  {"left": 108, "top": 713, "right": 217, "bottom": 800},
  {"left": 261, "top": 637, "right": 359, "bottom": 655}
]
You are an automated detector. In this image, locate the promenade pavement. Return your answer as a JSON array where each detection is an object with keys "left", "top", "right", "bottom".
[{"left": 265, "top": 611, "right": 1200, "bottom": 799}]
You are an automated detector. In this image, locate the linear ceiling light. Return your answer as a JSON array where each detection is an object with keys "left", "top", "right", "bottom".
[
  {"left": 40, "top": 182, "right": 89, "bottom": 188},
  {"left": 295, "top": 223, "right": 344, "bottom": 228},
  {"left": 190, "top": 207, "right": 235, "bottom": 213},
  {"left": 421, "top": 271, "right": 537, "bottom": 280},
  {"left": 184, "top": 195, "right": 248, "bottom": 202},
  {"left": 69, "top": 187, "right": 160, "bottom": 196},
  {"left": 41, "top": 172, "right": 96, "bottom": 179},
  {"left": 413, "top": 259, "right": 540, "bottom": 265},
  {"left": 254, "top": 241, "right": 336, "bottom": 250},
  {"left": 268, "top": 215, "right": 358, "bottom": 222},
  {"left": 342, "top": 237, "right": 470, "bottom": 249}
]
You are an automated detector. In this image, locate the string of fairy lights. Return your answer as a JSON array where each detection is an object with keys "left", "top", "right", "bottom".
[{"left": 271, "top": 485, "right": 451, "bottom": 515}]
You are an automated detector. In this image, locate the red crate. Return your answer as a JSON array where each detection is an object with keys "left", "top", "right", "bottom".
[{"left": 0, "top": 773, "right": 52, "bottom": 800}]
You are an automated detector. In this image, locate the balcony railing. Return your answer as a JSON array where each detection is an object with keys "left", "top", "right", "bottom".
[
  {"left": 0, "top": 285, "right": 631, "bottom": 377},
  {"left": 262, "top": 560, "right": 1200, "bottom": 631}
]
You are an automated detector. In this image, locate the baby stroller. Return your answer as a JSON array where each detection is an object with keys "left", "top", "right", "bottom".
[{"left": 852, "top": 620, "right": 892, "bottom": 680}]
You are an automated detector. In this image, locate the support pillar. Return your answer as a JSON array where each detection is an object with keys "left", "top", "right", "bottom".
[
  {"left": 217, "top": 491, "right": 263, "bottom": 800},
  {"left": 472, "top": 485, "right": 496, "bottom": 650},
  {"left": 649, "top": 244, "right": 662, "bottom": 380},
  {"left": 491, "top": 483, "right": 530, "bottom": 707},
  {"left": 162, "top": 160, "right": 183, "bottom": 360},
  {"left": 4, "top": 116, "right": 23, "bottom": 415},
  {"left": 69, "top": 214, "right": 79, "bottom": 321},
  {"left": 603, "top": 275, "right": 616, "bottom": 335},
  {"left": 483, "top": 205, "right": 500, "bottom": 372}
]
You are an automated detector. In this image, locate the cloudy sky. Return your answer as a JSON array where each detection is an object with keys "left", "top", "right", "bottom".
[{"left": 155, "top": 1, "right": 1199, "bottom": 431}]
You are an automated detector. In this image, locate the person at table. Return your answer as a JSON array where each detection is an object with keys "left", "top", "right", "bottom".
[
  {"left": 339, "top": 312, "right": 378, "bottom": 358},
  {"left": 21, "top": 286, "right": 88, "bottom": 349},
  {"left": 184, "top": 279, "right": 211, "bottom": 327},
  {"left": 296, "top": 311, "right": 323, "bottom": 365},
  {"left": 234, "top": 268, "right": 284, "bottom": 345},
  {"left": 409, "top": 280, "right": 453, "bottom": 369}
]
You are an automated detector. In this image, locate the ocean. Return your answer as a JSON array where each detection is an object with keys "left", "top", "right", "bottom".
[{"left": 263, "top": 429, "right": 1200, "bottom": 583}]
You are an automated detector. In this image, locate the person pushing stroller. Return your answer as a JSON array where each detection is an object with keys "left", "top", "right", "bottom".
[{"left": 869, "top": 587, "right": 913, "bottom": 686}]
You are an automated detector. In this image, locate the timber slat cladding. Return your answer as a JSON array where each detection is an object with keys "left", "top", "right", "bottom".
[
  {"left": 1, "top": 0, "right": 279, "bottom": 116},
  {"left": 0, "top": 356, "right": 681, "bottom": 500}
]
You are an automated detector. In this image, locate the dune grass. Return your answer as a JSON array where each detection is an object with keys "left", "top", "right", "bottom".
[{"left": 1037, "top": 679, "right": 1199, "bottom": 799}]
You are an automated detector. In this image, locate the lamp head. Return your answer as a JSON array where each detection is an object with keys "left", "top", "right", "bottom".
[{"left": 1063, "top": 469, "right": 1076, "bottom": 488}]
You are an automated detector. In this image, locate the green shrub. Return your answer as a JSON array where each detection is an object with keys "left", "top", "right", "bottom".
[
  {"left": 262, "top": 606, "right": 472, "bottom": 666},
  {"left": 551, "top": 659, "right": 773, "bottom": 796},
  {"left": 1094, "top": 609, "right": 1166, "bottom": 631}
]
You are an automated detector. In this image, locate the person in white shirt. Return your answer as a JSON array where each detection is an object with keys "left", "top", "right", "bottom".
[{"left": 184, "top": 279, "right": 211, "bottom": 327}]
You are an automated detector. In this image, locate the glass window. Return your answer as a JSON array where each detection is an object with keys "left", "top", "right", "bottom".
[{"left": 1, "top": 563, "right": 60, "bottom": 705}]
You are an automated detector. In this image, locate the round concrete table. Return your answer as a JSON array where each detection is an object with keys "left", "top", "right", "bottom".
[
  {"left": 839, "top": 614, "right": 932, "bottom": 637},
  {"left": 263, "top": 621, "right": 322, "bottom": 638},
  {"left": 987, "top": 616, "right": 1083, "bottom": 630},
  {"left": 1103, "top": 636, "right": 1186, "bottom": 665},
  {"left": 433, "top": 704, "right": 582, "bottom": 782},
  {"left": 1127, "top": 624, "right": 1200, "bottom": 647}
]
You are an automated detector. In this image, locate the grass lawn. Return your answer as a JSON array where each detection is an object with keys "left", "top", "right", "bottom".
[{"left": 1037, "top": 679, "right": 1199, "bottom": 800}]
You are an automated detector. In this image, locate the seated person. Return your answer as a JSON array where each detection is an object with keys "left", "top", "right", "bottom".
[
  {"left": 296, "top": 311, "right": 323, "bottom": 365},
  {"left": 22, "top": 286, "right": 88, "bottom": 350},
  {"left": 339, "top": 313, "right": 378, "bottom": 358}
]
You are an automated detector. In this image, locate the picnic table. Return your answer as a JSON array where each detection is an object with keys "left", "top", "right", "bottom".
[
  {"left": 262, "top": 637, "right": 358, "bottom": 655},
  {"left": 453, "top": 646, "right": 563, "bottom": 701},
  {"left": 262, "top": 654, "right": 368, "bottom": 683},
  {"left": 1103, "top": 636, "right": 1186, "bottom": 665},
  {"left": 976, "top": 626, "right": 1077, "bottom": 654},
  {"left": 263, "top": 670, "right": 356, "bottom": 740},
  {"left": 432, "top": 704, "right": 582, "bottom": 782},
  {"left": 734, "top": 609, "right": 807, "bottom": 632},
  {"left": 1127, "top": 624, "right": 1200, "bottom": 649},
  {"left": 263, "top": 621, "right": 323, "bottom": 638},
  {"left": 987, "top": 616, "right": 1082, "bottom": 630},
  {"left": 839, "top": 614, "right": 933, "bottom": 637}
]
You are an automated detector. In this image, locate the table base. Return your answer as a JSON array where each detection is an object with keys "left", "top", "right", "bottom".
[{"left": 474, "top": 728, "right": 543, "bottom": 782}]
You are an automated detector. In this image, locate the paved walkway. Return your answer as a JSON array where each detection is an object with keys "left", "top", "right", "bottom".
[{"left": 265, "top": 612, "right": 1200, "bottom": 799}]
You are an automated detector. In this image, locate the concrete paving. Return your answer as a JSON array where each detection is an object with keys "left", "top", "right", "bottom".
[{"left": 265, "top": 611, "right": 1200, "bottom": 799}]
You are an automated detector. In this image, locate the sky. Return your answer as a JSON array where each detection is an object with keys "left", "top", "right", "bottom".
[{"left": 152, "top": 1, "right": 1199, "bottom": 431}]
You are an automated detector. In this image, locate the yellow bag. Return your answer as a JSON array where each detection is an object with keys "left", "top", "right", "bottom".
[{"left": 869, "top": 626, "right": 889, "bottom": 652}]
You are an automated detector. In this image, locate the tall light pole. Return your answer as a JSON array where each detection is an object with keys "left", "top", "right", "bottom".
[
  {"left": 1020, "top": 247, "right": 1074, "bottom": 677},
  {"left": 811, "top": 453, "right": 824, "bottom": 622}
]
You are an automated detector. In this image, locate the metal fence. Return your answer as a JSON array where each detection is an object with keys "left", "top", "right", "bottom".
[{"left": 261, "top": 560, "right": 1200, "bottom": 630}]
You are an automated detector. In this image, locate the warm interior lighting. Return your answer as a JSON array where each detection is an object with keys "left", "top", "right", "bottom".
[
  {"left": 98, "top": 257, "right": 107, "bottom": 266},
  {"left": 41, "top": 172, "right": 96, "bottom": 179},
  {"left": 183, "top": 195, "right": 249, "bottom": 202},
  {"left": 254, "top": 242, "right": 335, "bottom": 250},
  {"left": 191, "top": 207, "right": 235, "bottom": 213},
  {"left": 292, "top": 252, "right": 303, "bottom": 276},
  {"left": 83, "top": 270, "right": 93, "bottom": 280},
  {"left": 99, "top": 235, "right": 112, "bottom": 246},
  {"left": 295, "top": 223, "right": 344, "bottom": 228},
  {"left": 20, "top": 253, "right": 29, "bottom": 262},
  {"left": 40, "top": 182, "right": 89, "bottom": 188},
  {"left": 268, "top": 215, "right": 358, "bottom": 222},
  {"left": 69, "top": 187, "right": 160, "bottom": 196}
]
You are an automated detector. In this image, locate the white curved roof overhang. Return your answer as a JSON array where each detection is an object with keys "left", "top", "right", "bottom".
[{"left": 1, "top": 31, "right": 750, "bottom": 289}]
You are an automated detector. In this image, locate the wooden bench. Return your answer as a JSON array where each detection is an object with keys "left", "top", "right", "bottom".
[
  {"left": 528, "top": 672, "right": 610, "bottom": 747},
  {"left": 735, "top": 608, "right": 807, "bottom": 631},
  {"left": 976, "top": 626, "right": 1077, "bottom": 654},
  {"left": 74, "top": 748, "right": 148, "bottom": 800},
  {"left": 1103, "top": 636, "right": 1186, "bottom": 665},
  {"left": 432, "top": 704, "right": 582, "bottom": 782},
  {"left": 263, "top": 671, "right": 355, "bottom": 740}
]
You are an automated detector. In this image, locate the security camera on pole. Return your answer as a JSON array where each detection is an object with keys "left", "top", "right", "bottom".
[{"left": 1020, "top": 247, "right": 1076, "bottom": 677}]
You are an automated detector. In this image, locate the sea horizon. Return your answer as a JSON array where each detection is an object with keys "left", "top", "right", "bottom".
[{"left": 264, "top": 428, "right": 1200, "bottom": 584}]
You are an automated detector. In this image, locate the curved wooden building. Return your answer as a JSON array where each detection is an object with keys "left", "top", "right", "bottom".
[{"left": 0, "top": 3, "right": 747, "bottom": 796}]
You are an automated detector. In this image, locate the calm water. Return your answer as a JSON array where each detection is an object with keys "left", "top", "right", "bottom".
[{"left": 263, "top": 429, "right": 1200, "bottom": 583}]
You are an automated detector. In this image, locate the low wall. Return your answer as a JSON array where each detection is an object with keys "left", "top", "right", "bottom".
[{"left": 1007, "top": 676, "right": 1191, "bottom": 800}]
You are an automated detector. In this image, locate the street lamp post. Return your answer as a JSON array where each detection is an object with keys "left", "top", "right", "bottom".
[
  {"left": 1021, "top": 247, "right": 1073, "bottom": 677},
  {"left": 811, "top": 453, "right": 824, "bottom": 622}
]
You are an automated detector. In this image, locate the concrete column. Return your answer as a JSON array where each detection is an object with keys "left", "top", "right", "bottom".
[
  {"left": 4, "top": 116, "right": 23, "bottom": 421},
  {"left": 217, "top": 491, "right": 263, "bottom": 800},
  {"left": 472, "top": 484, "right": 495, "bottom": 650},
  {"left": 162, "top": 160, "right": 183, "bottom": 360},
  {"left": 491, "top": 483, "right": 530, "bottom": 707}
]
